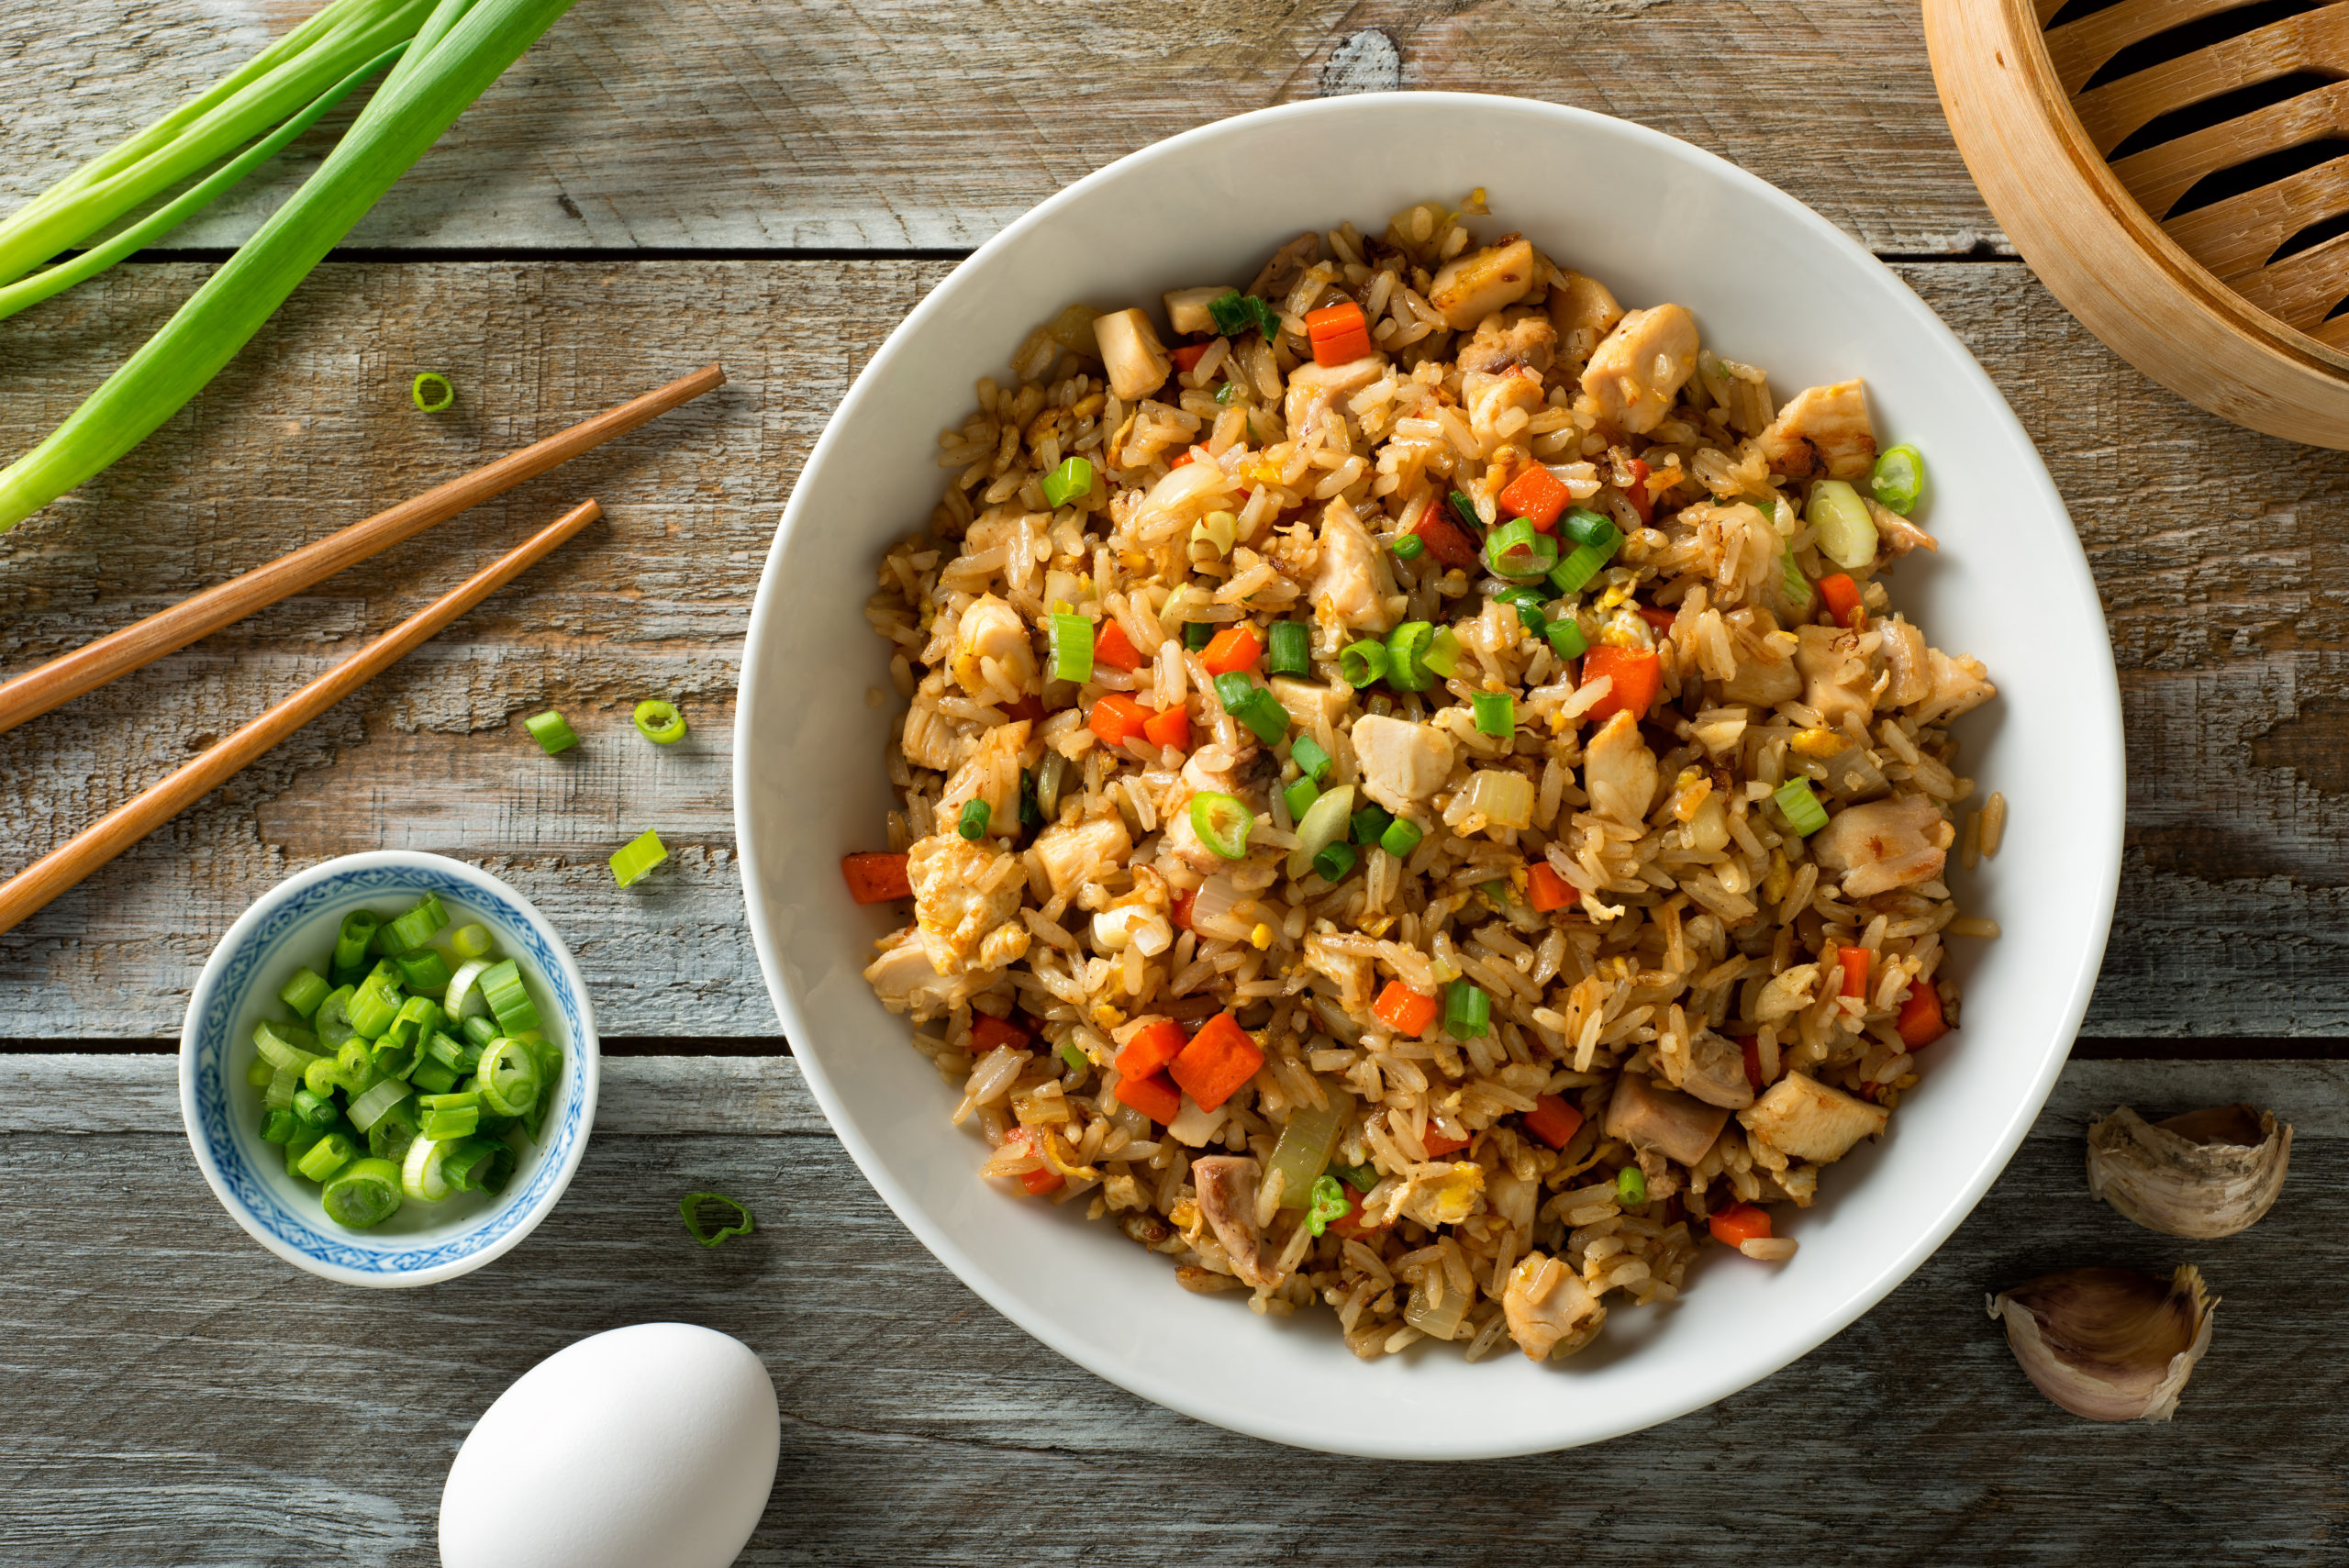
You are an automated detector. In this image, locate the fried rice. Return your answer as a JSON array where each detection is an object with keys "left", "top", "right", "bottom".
[{"left": 851, "top": 194, "right": 1998, "bottom": 1364}]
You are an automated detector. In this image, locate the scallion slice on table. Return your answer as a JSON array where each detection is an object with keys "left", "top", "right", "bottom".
[
  {"left": 524, "top": 709, "right": 579, "bottom": 754},
  {"left": 1774, "top": 777, "right": 1831, "bottom": 836},
  {"left": 680, "top": 1191, "right": 756, "bottom": 1248},
  {"left": 410, "top": 372, "right": 455, "bottom": 412},
  {"left": 1049, "top": 613, "right": 1095, "bottom": 684},
  {"left": 633, "top": 700, "right": 687, "bottom": 745},
  {"left": 0, "top": 0, "right": 586, "bottom": 536},
  {"left": 1188, "top": 792, "right": 1252, "bottom": 861},
  {"left": 610, "top": 828, "right": 668, "bottom": 888}
]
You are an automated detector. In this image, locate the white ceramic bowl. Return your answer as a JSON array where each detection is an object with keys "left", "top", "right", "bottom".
[
  {"left": 736, "top": 93, "right": 2123, "bottom": 1457},
  {"left": 181, "top": 851, "right": 599, "bottom": 1288}
]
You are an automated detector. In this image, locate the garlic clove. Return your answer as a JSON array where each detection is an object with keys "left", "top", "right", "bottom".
[
  {"left": 2086, "top": 1103, "right": 2290, "bottom": 1239},
  {"left": 1987, "top": 1265, "right": 2216, "bottom": 1422}
]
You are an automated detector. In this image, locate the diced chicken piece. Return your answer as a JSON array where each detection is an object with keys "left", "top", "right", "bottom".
[
  {"left": 1302, "top": 935, "right": 1375, "bottom": 1018},
  {"left": 1489, "top": 1168, "right": 1540, "bottom": 1235},
  {"left": 1604, "top": 1073, "right": 1730, "bottom": 1166},
  {"left": 1351, "top": 714, "right": 1455, "bottom": 813},
  {"left": 1878, "top": 617, "right": 1931, "bottom": 707},
  {"left": 1282, "top": 352, "right": 1386, "bottom": 440},
  {"left": 1163, "top": 285, "right": 1234, "bottom": 337},
  {"left": 1678, "top": 1029, "right": 1755, "bottom": 1110},
  {"left": 1094, "top": 307, "right": 1173, "bottom": 401},
  {"left": 1429, "top": 238, "right": 1538, "bottom": 330},
  {"left": 1720, "top": 617, "right": 1802, "bottom": 707},
  {"left": 863, "top": 933, "right": 992, "bottom": 1019},
  {"left": 1464, "top": 366, "right": 1547, "bottom": 451},
  {"left": 1503, "top": 1251, "right": 1606, "bottom": 1362},
  {"left": 950, "top": 594, "right": 1037, "bottom": 700},
  {"left": 1741, "top": 1070, "right": 1887, "bottom": 1163},
  {"left": 1307, "top": 496, "right": 1398, "bottom": 634},
  {"left": 1030, "top": 813, "right": 1133, "bottom": 900},
  {"left": 1697, "top": 501, "right": 1782, "bottom": 601},
  {"left": 1582, "top": 709, "right": 1659, "bottom": 827},
  {"left": 1191, "top": 1156, "right": 1278, "bottom": 1288},
  {"left": 1796, "top": 624, "right": 1876, "bottom": 732},
  {"left": 1271, "top": 676, "right": 1350, "bottom": 732},
  {"left": 1545, "top": 270, "right": 1624, "bottom": 364},
  {"left": 908, "top": 833, "right": 1027, "bottom": 975},
  {"left": 1754, "top": 963, "right": 1820, "bottom": 1023},
  {"left": 1811, "top": 793, "right": 1953, "bottom": 897},
  {"left": 938, "top": 718, "right": 1030, "bottom": 842},
  {"left": 1582, "top": 304, "right": 1698, "bottom": 434},
  {"left": 1913, "top": 648, "right": 1996, "bottom": 725},
  {"left": 900, "top": 671, "right": 976, "bottom": 772},
  {"left": 1456, "top": 311, "right": 1557, "bottom": 377},
  {"left": 1756, "top": 380, "right": 1876, "bottom": 481}
]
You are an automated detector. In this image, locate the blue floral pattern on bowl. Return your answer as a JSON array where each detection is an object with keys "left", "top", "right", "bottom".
[{"left": 183, "top": 856, "right": 593, "bottom": 1279}]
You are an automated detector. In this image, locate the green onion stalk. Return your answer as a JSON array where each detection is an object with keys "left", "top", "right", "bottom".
[{"left": 0, "top": 0, "right": 581, "bottom": 536}]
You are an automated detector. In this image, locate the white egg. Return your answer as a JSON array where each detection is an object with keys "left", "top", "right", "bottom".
[{"left": 440, "top": 1323, "right": 778, "bottom": 1568}]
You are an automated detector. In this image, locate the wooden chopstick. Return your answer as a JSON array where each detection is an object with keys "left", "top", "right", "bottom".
[
  {"left": 0, "top": 363, "right": 724, "bottom": 739},
  {"left": 0, "top": 498, "right": 603, "bottom": 940}
]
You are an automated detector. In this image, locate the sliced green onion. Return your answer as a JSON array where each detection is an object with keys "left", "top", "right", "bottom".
[
  {"left": 418, "top": 1090, "right": 481, "bottom": 1142},
  {"left": 633, "top": 699, "right": 688, "bottom": 745},
  {"left": 347, "top": 1078, "right": 414, "bottom": 1134},
  {"left": 1183, "top": 620, "right": 1214, "bottom": 652},
  {"left": 0, "top": 0, "right": 587, "bottom": 537},
  {"left": 1471, "top": 691, "right": 1515, "bottom": 737},
  {"left": 253, "top": 1018, "right": 319, "bottom": 1073},
  {"left": 410, "top": 372, "right": 454, "bottom": 412},
  {"left": 401, "top": 1134, "right": 456, "bottom": 1202},
  {"left": 260, "top": 1107, "right": 301, "bottom": 1144},
  {"left": 265, "top": 1064, "right": 304, "bottom": 1113},
  {"left": 321, "top": 1156, "right": 404, "bottom": 1228},
  {"left": 524, "top": 708, "right": 578, "bottom": 754},
  {"left": 450, "top": 922, "right": 494, "bottom": 960},
  {"left": 296, "top": 1130, "right": 358, "bottom": 1184},
  {"left": 335, "top": 1038, "right": 385, "bottom": 1094},
  {"left": 611, "top": 828, "right": 669, "bottom": 887},
  {"left": 304, "top": 1055, "right": 343, "bottom": 1097},
  {"left": 1285, "top": 784, "right": 1354, "bottom": 879},
  {"left": 346, "top": 966, "right": 405, "bottom": 1039},
  {"left": 385, "top": 993, "right": 443, "bottom": 1052},
  {"left": 1205, "top": 290, "right": 1281, "bottom": 338},
  {"left": 1493, "top": 586, "right": 1548, "bottom": 633},
  {"left": 1212, "top": 673, "right": 1290, "bottom": 745},
  {"left": 1041, "top": 456, "right": 1094, "bottom": 508},
  {"left": 330, "top": 910, "right": 381, "bottom": 986},
  {"left": 367, "top": 1100, "right": 419, "bottom": 1164},
  {"left": 1351, "top": 803, "right": 1393, "bottom": 846},
  {"left": 1448, "top": 491, "right": 1481, "bottom": 532},
  {"left": 1807, "top": 478, "right": 1878, "bottom": 570},
  {"left": 1290, "top": 734, "right": 1332, "bottom": 784},
  {"left": 408, "top": 1057, "right": 460, "bottom": 1095},
  {"left": 1339, "top": 639, "right": 1390, "bottom": 688},
  {"left": 291, "top": 1085, "right": 340, "bottom": 1129},
  {"left": 1332, "top": 1161, "right": 1379, "bottom": 1193},
  {"left": 443, "top": 1136, "right": 515, "bottom": 1195},
  {"left": 1215, "top": 381, "right": 1241, "bottom": 406},
  {"left": 1282, "top": 776, "right": 1320, "bottom": 821},
  {"left": 443, "top": 957, "right": 492, "bottom": 1024},
  {"left": 681, "top": 1191, "right": 756, "bottom": 1248},
  {"left": 1618, "top": 1165, "right": 1648, "bottom": 1205},
  {"left": 957, "top": 798, "right": 991, "bottom": 840},
  {"left": 1389, "top": 532, "right": 1425, "bottom": 562},
  {"left": 246, "top": 1060, "right": 276, "bottom": 1089},
  {"left": 369, "top": 1031, "right": 419, "bottom": 1082},
  {"left": 423, "top": 1029, "right": 468, "bottom": 1072},
  {"left": 1312, "top": 841, "right": 1358, "bottom": 883},
  {"left": 1050, "top": 612, "right": 1095, "bottom": 684},
  {"left": 1774, "top": 777, "right": 1831, "bottom": 837},
  {"left": 1306, "top": 1173, "right": 1351, "bottom": 1236},
  {"left": 381, "top": 894, "right": 446, "bottom": 954},
  {"left": 1548, "top": 538, "right": 1616, "bottom": 596},
  {"left": 1380, "top": 817, "right": 1425, "bottom": 860},
  {"left": 1562, "top": 507, "right": 1620, "bottom": 550},
  {"left": 1057, "top": 1039, "right": 1089, "bottom": 1075},
  {"left": 477, "top": 959, "right": 541, "bottom": 1035},
  {"left": 1781, "top": 548, "right": 1815, "bottom": 610},
  {"left": 1870, "top": 444, "right": 1926, "bottom": 516},
  {"left": 1188, "top": 792, "right": 1253, "bottom": 861},
  {"left": 1421, "top": 627, "right": 1463, "bottom": 680},
  {"left": 1266, "top": 620, "right": 1311, "bottom": 676},
  {"left": 460, "top": 1013, "right": 500, "bottom": 1050},
  {"left": 1482, "top": 517, "right": 1558, "bottom": 581},
  {"left": 1444, "top": 981, "right": 1492, "bottom": 1039},
  {"left": 315, "top": 985, "right": 357, "bottom": 1050},
  {"left": 1386, "top": 622, "right": 1434, "bottom": 691},
  {"left": 278, "top": 966, "right": 330, "bottom": 1018},
  {"left": 392, "top": 946, "right": 451, "bottom": 995},
  {"left": 1547, "top": 618, "right": 1589, "bottom": 660}
]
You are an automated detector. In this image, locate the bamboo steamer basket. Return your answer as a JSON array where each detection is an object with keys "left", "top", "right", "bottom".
[{"left": 1925, "top": 0, "right": 2349, "bottom": 446}]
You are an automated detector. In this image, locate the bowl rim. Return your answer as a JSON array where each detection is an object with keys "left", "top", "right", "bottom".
[
  {"left": 734, "top": 90, "right": 2125, "bottom": 1456},
  {"left": 178, "top": 850, "right": 602, "bottom": 1289}
]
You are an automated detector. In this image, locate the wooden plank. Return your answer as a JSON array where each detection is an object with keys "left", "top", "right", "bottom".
[
  {"left": 6, "top": 0, "right": 1999, "bottom": 258},
  {"left": 1, "top": 1057, "right": 2341, "bottom": 1563},
  {"left": 8, "top": 1051, "right": 2345, "bottom": 1139},
  {"left": 8, "top": 258, "right": 2349, "bottom": 1040}
]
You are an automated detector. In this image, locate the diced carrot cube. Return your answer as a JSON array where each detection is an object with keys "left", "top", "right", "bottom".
[
  {"left": 1330, "top": 1189, "right": 1388, "bottom": 1240},
  {"left": 1088, "top": 694, "right": 1154, "bottom": 747},
  {"left": 1818, "top": 573, "right": 1865, "bottom": 629},
  {"left": 1200, "top": 625, "right": 1262, "bottom": 675},
  {"left": 1422, "top": 1128, "right": 1470, "bottom": 1158},
  {"left": 1408, "top": 510, "right": 1481, "bottom": 570},
  {"left": 970, "top": 1013, "right": 1029, "bottom": 1053},
  {"left": 1169, "top": 1011, "right": 1264, "bottom": 1111},
  {"left": 1116, "top": 1018, "right": 1189, "bottom": 1080},
  {"left": 1000, "top": 1126, "right": 1064, "bottom": 1195},
  {"left": 1095, "top": 620, "right": 1144, "bottom": 673},
  {"left": 1709, "top": 1203, "right": 1773, "bottom": 1248},
  {"left": 1141, "top": 705, "right": 1190, "bottom": 751},
  {"left": 1170, "top": 889, "right": 1196, "bottom": 930},
  {"left": 1637, "top": 605, "right": 1678, "bottom": 635},
  {"left": 1372, "top": 980, "right": 1439, "bottom": 1038},
  {"left": 1527, "top": 862, "right": 1577, "bottom": 913},
  {"left": 1739, "top": 1036, "right": 1764, "bottom": 1092},
  {"left": 1898, "top": 984, "right": 1949, "bottom": 1048},
  {"left": 1305, "top": 299, "right": 1371, "bottom": 366},
  {"left": 1170, "top": 341, "right": 1211, "bottom": 373},
  {"left": 1578, "top": 645, "right": 1661, "bottom": 724},
  {"left": 1496, "top": 464, "right": 1571, "bottom": 531},
  {"left": 1522, "top": 1094, "right": 1584, "bottom": 1150},
  {"left": 1114, "top": 1069, "right": 1184, "bottom": 1124},
  {"left": 841, "top": 852, "right": 912, "bottom": 904},
  {"left": 1836, "top": 946, "right": 1870, "bottom": 1001}
]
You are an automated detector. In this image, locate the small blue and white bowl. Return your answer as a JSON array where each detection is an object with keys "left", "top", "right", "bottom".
[{"left": 180, "top": 851, "right": 600, "bottom": 1288}]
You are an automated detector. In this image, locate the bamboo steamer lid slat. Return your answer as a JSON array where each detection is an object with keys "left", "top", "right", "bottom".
[{"left": 1924, "top": 0, "right": 2349, "bottom": 446}]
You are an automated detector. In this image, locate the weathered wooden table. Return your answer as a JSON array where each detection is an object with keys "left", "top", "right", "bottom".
[{"left": 6, "top": 4, "right": 2346, "bottom": 1562}]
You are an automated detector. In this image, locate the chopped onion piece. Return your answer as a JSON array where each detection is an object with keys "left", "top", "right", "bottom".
[
  {"left": 1286, "top": 784, "right": 1356, "bottom": 877},
  {"left": 1461, "top": 769, "right": 1534, "bottom": 829}
]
